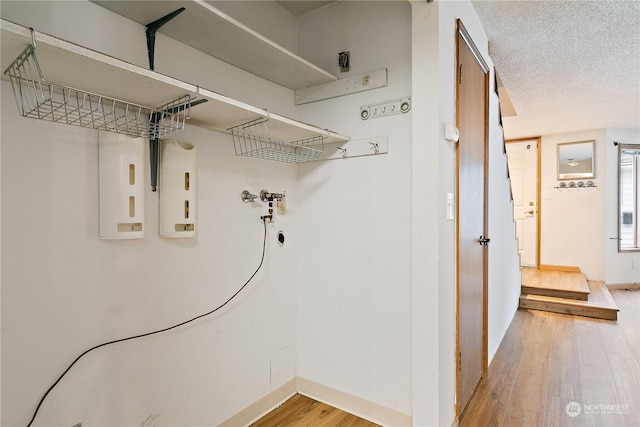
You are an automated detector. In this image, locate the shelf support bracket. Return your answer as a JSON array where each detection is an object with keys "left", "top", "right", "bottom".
[
  {"left": 145, "top": 7, "right": 185, "bottom": 71},
  {"left": 145, "top": 8, "right": 185, "bottom": 192},
  {"left": 149, "top": 113, "right": 161, "bottom": 192},
  {"left": 149, "top": 97, "right": 207, "bottom": 191}
]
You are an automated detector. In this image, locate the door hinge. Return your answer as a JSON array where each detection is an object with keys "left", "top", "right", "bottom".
[
  {"left": 458, "top": 64, "right": 463, "bottom": 85},
  {"left": 458, "top": 351, "right": 462, "bottom": 372}
]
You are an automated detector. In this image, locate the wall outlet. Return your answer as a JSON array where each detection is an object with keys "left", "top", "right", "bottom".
[{"left": 632, "top": 261, "right": 637, "bottom": 270}]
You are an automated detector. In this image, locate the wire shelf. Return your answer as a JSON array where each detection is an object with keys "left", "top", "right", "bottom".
[
  {"left": 228, "top": 116, "right": 325, "bottom": 163},
  {"left": 3, "top": 43, "right": 192, "bottom": 140}
]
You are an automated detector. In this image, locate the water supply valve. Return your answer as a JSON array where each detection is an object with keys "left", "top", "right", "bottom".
[{"left": 260, "top": 190, "right": 284, "bottom": 202}]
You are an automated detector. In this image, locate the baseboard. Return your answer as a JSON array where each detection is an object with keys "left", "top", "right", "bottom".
[
  {"left": 607, "top": 283, "right": 640, "bottom": 290},
  {"left": 218, "top": 378, "right": 297, "bottom": 427},
  {"left": 296, "top": 377, "right": 412, "bottom": 426},
  {"left": 219, "top": 377, "right": 412, "bottom": 426},
  {"left": 538, "top": 264, "right": 581, "bottom": 272}
]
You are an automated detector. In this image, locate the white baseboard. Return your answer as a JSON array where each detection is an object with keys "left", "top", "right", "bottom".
[
  {"left": 219, "top": 377, "right": 412, "bottom": 427},
  {"left": 218, "top": 378, "right": 297, "bottom": 427},
  {"left": 606, "top": 283, "right": 640, "bottom": 290},
  {"left": 296, "top": 377, "right": 412, "bottom": 426}
]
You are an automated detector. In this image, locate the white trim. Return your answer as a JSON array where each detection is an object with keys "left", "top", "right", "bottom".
[
  {"left": 297, "top": 377, "right": 413, "bottom": 426},
  {"left": 606, "top": 283, "right": 640, "bottom": 290},
  {"left": 218, "top": 378, "right": 297, "bottom": 427},
  {"left": 219, "top": 376, "right": 412, "bottom": 426}
]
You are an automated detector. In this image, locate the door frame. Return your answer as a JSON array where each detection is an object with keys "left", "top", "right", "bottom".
[
  {"left": 454, "top": 19, "right": 489, "bottom": 419},
  {"left": 506, "top": 137, "right": 542, "bottom": 268}
]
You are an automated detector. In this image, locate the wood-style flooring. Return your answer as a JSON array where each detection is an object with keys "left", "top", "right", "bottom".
[
  {"left": 250, "top": 393, "right": 380, "bottom": 427},
  {"left": 461, "top": 288, "right": 640, "bottom": 427},
  {"left": 251, "top": 287, "right": 638, "bottom": 427}
]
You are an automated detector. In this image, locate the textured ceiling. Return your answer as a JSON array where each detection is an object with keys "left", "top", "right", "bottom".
[{"left": 472, "top": 0, "right": 640, "bottom": 139}]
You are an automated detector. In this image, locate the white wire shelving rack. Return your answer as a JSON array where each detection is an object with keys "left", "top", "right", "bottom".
[
  {"left": 4, "top": 39, "right": 191, "bottom": 140},
  {"left": 1, "top": 20, "right": 349, "bottom": 164}
]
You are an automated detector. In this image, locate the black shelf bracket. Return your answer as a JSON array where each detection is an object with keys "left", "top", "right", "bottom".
[
  {"left": 149, "top": 98, "right": 208, "bottom": 192},
  {"left": 145, "top": 7, "right": 185, "bottom": 191},
  {"left": 145, "top": 7, "right": 185, "bottom": 71},
  {"left": 149, "top": 113, "right": 161, "bottom": 192}
]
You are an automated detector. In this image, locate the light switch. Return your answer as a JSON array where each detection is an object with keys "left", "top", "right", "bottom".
[
  {"left": 444, "top": 124, "right": 459, "bottom": 143},
  {"left": 446, "top": 192, "right": 455, "bottom": 221}
]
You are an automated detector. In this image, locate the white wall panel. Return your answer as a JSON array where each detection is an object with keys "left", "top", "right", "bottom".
[
  {"left": 0, "top": 1, "right": 299, "bottom": 424},
  {"left": 540, "top": 129, "right": 607, "bottom": 280}
]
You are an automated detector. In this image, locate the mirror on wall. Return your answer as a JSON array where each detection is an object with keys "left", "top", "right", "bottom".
[
  {"left": 557, "top": 140, "right": 595, "bottom": 180},
  {"left": 619, "top": 144, "right": 640, "bottom": 252}
]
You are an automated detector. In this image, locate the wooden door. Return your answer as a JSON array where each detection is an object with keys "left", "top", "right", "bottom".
[
  {"left": 456, "top": 21, "right": 489, "bottom": 416},
  {"left": 506, "top": 139, "right": 540, "bottom": 267}
]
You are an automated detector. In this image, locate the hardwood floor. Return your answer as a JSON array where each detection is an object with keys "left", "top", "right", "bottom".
[
  {"left": 250, "top": 288, "right": 638, "bottom": 427},
  {"left": 461, "top": 288, "right": 640, "bottom": 427},
  {"left": 250, "top": 393, "right": 380, "bottom": 427}
]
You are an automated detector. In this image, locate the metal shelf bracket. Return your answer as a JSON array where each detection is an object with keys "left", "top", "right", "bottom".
[
  {"left": 317, "top": 136, "right": 388, "bottom": 161},
  {"left": 145, "top": 7, "right": 185, "bottom": 71}
]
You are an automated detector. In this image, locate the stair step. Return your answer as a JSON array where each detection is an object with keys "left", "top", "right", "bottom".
[
  {"left": 519, "top": 282, "right": 619, "bottom": 321},
  {"left": 521, "top": 285, "right": 589, "bottom": 301},
  {"left": 521, "top": 268, "right": 589, "bottom": 301}
]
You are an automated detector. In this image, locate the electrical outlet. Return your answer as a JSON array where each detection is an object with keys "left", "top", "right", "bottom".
[{"left": 632, "top": 261, "right": 637, "bottom": 270}]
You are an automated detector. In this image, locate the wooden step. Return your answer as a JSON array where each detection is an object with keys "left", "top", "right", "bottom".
[
  {"left": 519, "top": 281, "right": 619, "bottom": 321},
  {"left": 521, "top": 268, "right": 590, "bottom": 301}
]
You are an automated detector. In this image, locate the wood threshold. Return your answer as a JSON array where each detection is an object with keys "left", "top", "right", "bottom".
[
  {"left": 538, "top": 264, "right": 581, "bottom": 272},
  {"left": 521, "top": 285, "right": 589, "bottom": 301}
]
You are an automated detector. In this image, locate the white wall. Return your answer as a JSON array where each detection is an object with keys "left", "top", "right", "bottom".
[
  {"left": 411, "top": 2, "right": 448, "bottom": 425},
  {"left": 1, "top": 2, "right": 300, "bottom": 426},
  {"left": 295, "top": 1, "right": 413, "bottom": 423},
  {"left": 1, "top": 2, "right": 523, "bottom": 426},
  {"left": 486, "top": 75, "right": 522, "bottom": 362},
  {"left": 540, "top": 127, "right": 640, "bottom": 284},
  {"left": 604, "top": 128, "right": 640, "bottom": 285},
  {"left": 294, "top": 1, "right": 520, "bottom": 426},
  {"left": 540, "top": 130, "right": 607, "bottom": 279}
]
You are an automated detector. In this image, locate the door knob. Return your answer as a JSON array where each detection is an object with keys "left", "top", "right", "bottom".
[
  {"left": 478, "top": 235, "right": 491, "bottom": 246},
  {"left": 526, "top": 210, "right": 535, "bottom": 215}
]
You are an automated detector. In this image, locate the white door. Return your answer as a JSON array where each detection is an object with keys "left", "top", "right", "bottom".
[{"left": 506, "top": 139, "right": 538, "bottom": 267}]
